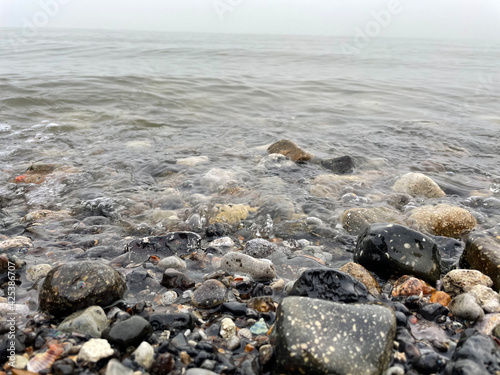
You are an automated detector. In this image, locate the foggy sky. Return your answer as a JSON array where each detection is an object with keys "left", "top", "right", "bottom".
[{"left": 1, "top": 0, "right": 500, "bottom": 40}]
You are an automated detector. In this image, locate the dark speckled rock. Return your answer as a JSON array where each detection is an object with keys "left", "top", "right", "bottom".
[
  {"left": 125, "top": 231, "right": 201, "bottom": 260},
  {"left": 271, "top": 296, "right": 396, "bottom": 375},
  {"left": 39, "top": 261, "right": 126, "bottom": 317},
  {"left": 191, "top": 279, "right": 227, "bottom": 309},
  {"left": 354, "top": 223, "right": 441, "bottom": 283},
  {"left": 289, "top": 268, "right": 376, "bottom": 303}
]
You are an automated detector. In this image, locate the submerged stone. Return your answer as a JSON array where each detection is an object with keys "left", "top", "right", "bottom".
[
  {"left": 393, "top": 172, "right": 445, "bottom": 198},
  {"left": 39, "top": 261, "right": 126, "bottom": 317},
  {"left": 354, "top": 223, "right": 441, "bottom": 283},
  {"left": 125, "top": 231, "right": 201, "bottom": 259},
  {"left": 341, "top": 207, "right": 403, "bottom": 236},
  {"left": 243, "top": 238, "right": 278, "bottom": 259},
  {"left": 271, "top": 296, "right": 396, "bottom": 375},
  {"left": 191, "top": 279, "right": 227, "bottom": 309},
  {"left": 208, "top": 204, "right": 256, "bottom": 225},
  {"left": 220, "top": 252, "right": 276, "bottom": 282},
  {"left": 320, "top": 155, "right": 355, "bottom": 174},
  {"left": 267, "top": 139, "right": 313, "bottom": 162}
]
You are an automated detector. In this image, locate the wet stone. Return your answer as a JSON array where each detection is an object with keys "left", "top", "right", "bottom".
[
  {"left": 220, "top": 252, "right": 276, "bottom": 282},
  {"left": 105, "top": 316, "right": 153, "bottom": 348},
  {"left": 58, "top": 305, "right": 109, "bottom": 338},
  {"left": 258, "top": 153, "right": 297, "bottom": 170},
  {"left": 391, "top": 275, "right": 435, "bottom": 298},
  {"left": 448, "top": 293, "right": 484, "bottom": 321},
  {"left": 133, "top": 341, "right": 155, "bottom": 370},
  {"left": 243, "top": 238, "right": 278, "bottom": 259},
  {"left": 150, "top": 353, "right": 175, "bottom": 375},
  {"left": 39, "top": 260, "right": 126, "bottom": 317},
  {"left": 467, "top": 284, "right": 500, "bottom": 313},
  {"left": 267, "top": 139, "right": 313, "bottom": 162},
  {"left": 78, "top": 338, "right": 114, "bottom": 362},
  {"left": 353, "top": 223, "right": 442, "bottom": 283},
  {"left": 272, "top": 296, "right": 396, "bottom": 375},
  {"left": 191, "top": 279, "right": 227, "bottom": 309},
  {"left": 161, "top": 269, "right": 195, "bottom": 290},
  {"left": 125, "top": 231, "right": 201, "bottom": 261},
  {"left": 208, "top": 204, "right": 256, "bottom": 225},
  {"left": 0, "top": 236, "right": 32, "bottom": 252},
  {"left": 341, "top": 207, "right": 403, "bottom": 236},
  {"left": 105, "top": 358, "right": 133, "bottom": 375},
  {"left": 289, "top": 268, "right": 376, "bottom": 303},
  {"left": 339, "top": 262, "right": 381, "bottom": 296},
  {"left": 393, "top": 172, "right": 446, "bottom": 198},
  {"left": 442, "top": 269, "right": 493, "bottom": 295},
  {"left": 320, "top": 155, "right": 355, "bottom": 174},
  {"left": 157, "top": 256, "right": 186, "bottom": 271},
  {"left": 26, "top": 264, "right": 52, "bottom": 282},
  {"left": 149, "top": 313, "right": 194, "bottom": 335}
]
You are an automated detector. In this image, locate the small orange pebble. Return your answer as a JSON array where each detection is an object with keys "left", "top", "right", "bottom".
[
  {"left": 392, "top": 275, "right": 435, "bottom": 297},
  {"left": 14, "top": 175, "right": 27, "bottom": 183},
  {"left": 408, "top": 315, "right": 418, "bottom": 324},
  {"left": 430, "top": 291, "right": 452, "bottom": 307},
  {"left": 244, "top": 344, "right": 255, "bottom": 352}
]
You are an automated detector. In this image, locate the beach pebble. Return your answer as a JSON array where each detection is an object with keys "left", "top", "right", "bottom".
[
  {"left": 22, "top": 209, "right": 72, "bottom": 223},
  {"left": 340, "top": 207, "right": 402, "bottom": 236},
  {"left": 259, "top": 344, "right": 273, "bottom": 365},
  {"left": 320, "top": 155, "right": 355, "bottom": 174},
  {"left": 125, "top": 231, "right": 202, "bottom": 259},
  {"left": 354, "top": 223, "right": 442, "bottom": 283},
  {"left": 58, "top": 306, "right": 108, "bottom": 337},
  {"left": 393, "top": 172, "right": 445, "bottom": 198},
  {"left": 39, "top": 261, "right": 126, "bottom": 317},
  {"left": 208, "top": 204, "right": 256, "bottom": 225},
  {"left": 249, "top": 318, "right": 268, "bottom": 335},
  {"left": 448, "top": 293, "right": 484, "bottom": 321},
  {"left": 161, "top": 269, "right": 195, "bottom": 290},
  {"left": 257, "top": 153, "right": 296, "bottom": 169},
  {"left": 220, "top": 317, "right": 236, "bottom": 339},
  {"left": 226, "top": 335, "right": 241, "bottom": 350},
  {"left": 442, "top": 269, "right": 493, "bottom": 295},
  {"left": 133, "top": 341, "right": 155, "bottom": 369},
  {"left": 11, "top": 355, "right": 28, "bottom": 369},
  {"left": 408, "top": 204, "right": 476, "bottom": 238},
  {"left": 430, "top": 291, "right": 452, "bottom": 307},
  {"left": 78, "top": 338, "right": 114, "bottom": 362},
  {"left": 150, "top": 353, "right": 175, "bottom": 375},
  {"left": 26, "top": 264, "right": 52, "bottom": 282},
  {"left": 157, "top": 256, "right": 186, "bottom": 271},
  {"left": 272, "top": 296, "right": 396, "bottom": 375},
  {"left": 149, "top": 313, "right": 194, "bottom": 335},
  {"left": 310, "top": 174, "right": 367, "bottom": 199},
  {"left": 0, "top": 236, "right": 32, "bottom": 251},
  {"left": 105, "top": 358, "right": 133, "bottom": 375},
  {"left": 339, "top": 262, "right": 381, "bottom": 297},
  {"left": 201, "top": 168, "right": 239, "bottom": 192},
  {"left": 267, "top": 139, "right": 313, "bottom": 162},
  {"left": 220, "top": 252, "right": 276, "bottom": 282},
  {"left": 185, "top": 369, "right": 219, "bottom": 375},
  {"left": 208, "top": 236, "right": 235, "bottom": 248},
  {"left": 243, "top": 238, "right": 278, "bottom": 258},
  {"left": 476, "top": 313, "right": 500, "bottom": 335},
  {"left": 467, "top": 284, "right": 500, "bottom": 313},
  {"left": 191, "top": 279, "right": 227, "bottom": 308},
  {"left": 105, "top": 316, "right": 153, "bottom": 348},
  {"left": 391, "top": 275, "right": 435, "bottom": 297},
  {"left": 176, "top": 156, "right": 209, "bottom": 167}
]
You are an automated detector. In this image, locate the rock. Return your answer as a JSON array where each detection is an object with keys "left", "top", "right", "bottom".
[
  {"left": 460, "top": 231, "right": 500, "bottom": 291},
  {"left": 220, "top": 252, "right": 276, "bottom": 282},
  {"left": 149, "top": 313, "right": 194, "bottom": 334},
  {"left": 409, "top": 320, "right": 448, "bottom": 342},
  {"left": 22, "top": 209, "right": 72, "bottom": 223},
  {"left": 256, "top": 195, "right": 295, "bottom": 222},
  {"left": 26, "top": 264, "right": 52, "bottom": 282},
  {"left": 391, "top": 275, "right": 435, "bottom": 297},
  {"left": 125, "top": 231, "right": 202, "bottom": 260},
  {"left": 39, "top": 261, "right": 126, "bottom": 317},
  {"left": 271, "top": 296, "right": 396, "bottom": 375},
  {"left": 448, "top": 293, "right": 484, "bottom": 321},
  {"left": 393, "top": 172, "right": 445, "bottom": 198},
  {"left": 0, "top": 236, "right": 32, "bottom": 251},
  {"left": 354, "top": 223, "right": 442, "bottom": 283},
  {"left": 310, "top": 174, "right": 365, "bottom": 199},
  {"left": 408, "top": 204, "right": 476, "bottom": 238},
  {"left": 341, "top": 207, "right": 403, "bottom": 236},
  {"left": 220, "top": 317, "right": 236, "bottom": 339},
  {"left": 105, "top": 358, "right": 133, "bottom": 375},
  {"left": 208, "top": 204, "right": 256, "bottom": 225},
  {"left": 105, "top": 316, "right": 153, "bottom": 348},
  {"left": 208, "top": 236, "right": 235, "bottom": 248},
  {"left": 267, "top": 139, "right": 313, "bottom": 162},
  {"left": 249, "top": 318, "right": 268, "bottom": 335},
  {"left": 206, "top": 223, "right": 231, "bottom": 237},
  {"left": 339, "top": 262, "right": 381, "bottom": 297},
  {"left": 259, "top": 344, "right": 273, "bottom": 365},
  {"left": 320, "top": 155, "right": 355, "bottom": 174},
  {"left": 289, "top": 268, "right": 375, "bottom": 303},
  {"left": 257, "top": 153, "right": 297, "bottom": 169},
  {"left": 442, "top": 269, "right": 493, "bottom": 295},
  {"left": 243, "top": 238, "right": 278, "bottom": 259},
  {"left": 58, "top": 306, "right": 109, "bottom": 337},
  {"left": 201, "top": 168, "right": 239, "bottom": 192},
  {"left": 161, "top": 269, "right": 195, "bottom": 290},
  {"left": 185, "top": 369, "right": 219, "bottom": 375},
  {"left": 150, "top": 353, "right": 175, "bottom": 375},
  {"left": 176, "top": 156, "right": 209, "bottom": 167},
  {"left": 191, "top": 279, "right": 227, "bottom": 309},
  {"left": 77, "top": 338, "right": 114, "bottom": 362},
  {"left": 157, "top": 256, "right": 186, "bottom": 271},
  {"left": 467, "top": 285, "right": 500, "bottom": 313},
  {"left": 133, "top": 341, "right": 155, "bottom": 369},
  {"left": 430, "top": 291, "right": 452, "bottom": 307}
]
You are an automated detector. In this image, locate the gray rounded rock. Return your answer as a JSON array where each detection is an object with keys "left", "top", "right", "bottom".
[
  {"left": 243, "top": 238, "right": 278, "bottom": 258},
  {"left": 26, "top": 264, "right": 52, "bottom": 282},
  {"left": 220, "top": 252, "right": 276, "bottom": 282},
  {"left": 393, "top": 172, "right": 445, "bottom": 198},
  {"left": 157, "top": 256, "right": 186, "bottom": 271},
  {"left": 448, "top": 293, "right": 485, "bottom": 321},
  {"left": 58, "top": 305, "right": 108, "bottom": 337},
  {"left": 191, "top": 279, "right": 227, "bottom": 309},
  {"left": 442, "top": 269, "right": 493, "bottom": 295}
]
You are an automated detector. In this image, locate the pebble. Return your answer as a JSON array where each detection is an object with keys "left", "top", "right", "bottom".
[
  {"left": 259, "top": 344, "right": 273, "bottom": 365},
  {"left": 267, "top": 139, "right": 313, "bottom": 161},
  {"left": 442, "top": 269, "right": 493, "bottom": 295},
  {"left": 339, "top": 262, "right": 381, "bottom": 297},
  {"left": 125, "top": 231, "right": 202, "bottom": 259},
  {"left": 150, "top": 353, "right": 175, "bottom": 375},
  {"left": 310, "top": 174, "right": 367, "bottom": 199},
  {"left": 191, "top": 279, "right": 227, "bottom": 308},
  {"left": 408, "top": 204, "right": 477, "bottom": 238},
  {"left": 320, "top": 155, "right": 355, "bottom": 174},
  {"left": 105, "top": 316, "right": 153, "bottom": 348},
  {"left": 272, "top": 296, "right": 396, "bottom": 375},
  {"left": 38, "top": 260, "right": 126, "bottom": 317},
  {"left": 0, "top": 236, "right": 32, "bottom": 251},
  {"left": 149, "top": 313, "right": 194, "bottom": 335},
  {"left": 208, "top": 204, "right": 256, "bottom": 225},
  {"left": 176, "top": 156, "right": 210, "bottom": 167},
  {"left": 77, "top": 338, "right": 114, "bottom": 362},
  {"left": 26, "top": 264, "right": 52, "bottom": 282},
  {"left": 22, "top": 209, "right": 72, "bottom": 223},
  {"left": 226, "top": 335, "right": 241, "bottom": 350},
  {"left": 392, "top": 172, "right": 446, "bottom": 198},
  {"left": 105, "top": 358, "right": 133, "bottom": 375},
  {"left": 391, "top": 275, "right": 434, "bottom": 297},
  {"left": 220, "top": 317, "right": 236, "bottom": 339},
  {"left": 354, "top": 223, "right": 442, "bottom": 283},
  {"left": 476, "top": 313, "right": 500, "bottom": 335},
  {"left": 257, "top": 153, "right": 297, "bottom": 169},
  {"left": 11, "top": 355, "right": 28, "bottom": 369},
  {"left": 430, "top": 291, "right": 452, "bottom": 307},
  {"left": 133, "top": 341, "right": 155, "bottom": 369},
  {"left": 249, "top": 318, "right": 268, "bottom": 335},
  {"left": 157, "top": 256, "right": 186, "bottom": 271},
  {"left": 467, "top": 284, "right": 500, "bottom": 313},
  {"left": 58, "top": 305, "right": 109, "bottom": 338},
  {"left": 243, "top": 238, "right": 278, "bottom": 258},
  {"left": 448, "top": 293, "right": 484, "bottom": 321},
  {"left": 340, "top": 207, "right": 402, "bottom": 236},
  {"left": 208, "top": 236, "right": 235, "bottom": 248},
  {"left": 185, "top": 369, "right": 219, "bottom": 375},
  {"left": 220, "top": 252, "right": 276, "bottom": 282},
  {"left": 161, "top": 269, "right": 195, "bottom": 290}
]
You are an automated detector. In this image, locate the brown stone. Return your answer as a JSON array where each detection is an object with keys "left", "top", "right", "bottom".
[
  {"left": 267, "top": 139, "right": 313, "bottom": 162},
  {"left": 341, "top": 207, "right": 403, "bottom": 236},
  {"left": 391, "top": 275, "right": 435, "bottom": 297},
  {"left": 393, "top": 172, "right": 445, "bottom": 198},
  {"left": 340, "top": 262, "right": 381, "bottom": 297},
  {"left": 430, "top": 291, "right": 452, "bottom": 307}
]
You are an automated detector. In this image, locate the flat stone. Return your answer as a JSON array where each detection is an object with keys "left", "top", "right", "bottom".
[
  {"left": 149, "top": 313, "right": 194, "bottom": 335},
  {"left": 354, "top": 223, "right": 441, "bottom": 283},
  {"left": 442, "top": 269, "right": 493, "bottom": 295},
  {"left": 408, "top": 204, "right": 476, "bottom": 238},
  {"left": 0, "top": 236, "right": 32, "bottom": 251},
  {"left": 341, "top": 207, "right": 403, "bottom": 236},
  {"left": 22, "top": 209, "right": 72, "bottom": 223},
  {"left": 133, "top": 341, "right": 155, "bottom": 369},
  {"left": 105, "top": 316, "right": 153, "bottom": 348},
  {"left": 176, "top": 156, "right": 209, "bottom": 167},
  {"left": 191, "top": 279, "right": 227, "bottom": 309},
  {"left": 448, "top": 293, "right": 484, "bottom": 321},
  {"left": 339, "top": 262, "right": 381, "bottom": 297},
  {"left": 393, "top": 172, "right": 445, "bottom": 198},
  {"left": 243, "top": 238, "right": 278, "bottom": 258},
  {"left": 39, "top": 261, "right": 126, "bottom": 317},
  {"left": 78, "top": 338, "right": 114, "bottom": 362},
  {"left": 267, "top": 139, "right": 313, "bottom": 162},
  {"left": 105, "top": 358, "right": 133, "bottom": 375},
  {"left": 220, "top": 252, "right": 276, "bottom": 282},
  {"left": 271, "top": 296, "right": 396, "bottom": 375},
  {"left": 58, "top": 306, "right": 108, "bottom": 337},
  {"left": 26, "top": 264, "right": 52, "bottom": 282}
]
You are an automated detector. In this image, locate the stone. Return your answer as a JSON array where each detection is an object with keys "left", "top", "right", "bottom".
[
  {"left": 220, "top": 252, "right": 276, "bottom": 282},
  {"left": 39, "top": 261, "right": 126, "bottom": 317},
  {"left": 448, "top": 293, "right": 484, "bottom": 321},
  {"left": 26, "top": 264, "right": 52, "bottom": 282},
  {"left": 133, "top": 341, "right": 155, "bottom": 369},
  {"left": 267, "top": 139, "right": 313, "bottom": 162},
  {"left": 157, "top": 256, "right": 186, "bottom": 271},
  {"left": 442, "top": 269, "right": 493, "bottom": 295},
  {"left": 191, "top": 279, "right": 227, "bottom": 309},
  {"left": 354, "top": 223, "right": 442, "bottom": 283},
  {"left": 430, "top": 291, "right": 452, "bottom": 307},
  {"left": 220, "top": 317, "right": 236, "bottom": 339},
  {"left": 176, "top": 156, "right": 210, "bottom": 167},
  {"left": 208, "top": 236, "right": 235, "bottom": 248},
  {"left": 460, "top": 231, "right": 500, "bottom": 291},
  {"left": 408, "top": 204, "right": 476, "bottom": 238},
  {"left": 339, "top": 262, "right": 381, "bottom": 297},
  {"left": 243, "top": 238, "right": 278, "bottom": 259},
  {"left": 201, "top": 168, "right": 239, "bottom": 192},
  {"left": 391, "top": 275, "right": 435, "bottom": 297},
  {"left": 393, "top": 172, "right": 445, "bottom": 198},
  {"left": 150, "top": 353, "right": 175, "bottom": 375},
  {"left": 256, "top": 195, "right": 295, "bottom": 222},
  {"left": 78, "top": 338, "right": 114, "bottom": 362},
  {"left": 271, "top": 296, "right": 396, "bottom": 375},
  {"left": 22, "top": 209, "right": 72, "bottom": 223},
  {"left": 289, "top": 268, "right": 375, "bottom": 303},
  {"left": 58, "top": 306, "right": 108, "bottom": 337},
  {"left": 125, "top": 231, "right": 202, "bottom": 260},
  {"left": 467, "top": 285, "right": 500, "bottom": 313},
  {"left": 257, "top": 153, "right": 297, "bottom": 169},
  {"left": 259, "top": 344, "right": 273, "bottom": 365},
  {"left": 11, "top": 355, "right": 28, "bottom": 369},
  {"left": 105, "top": 358, "right": 133, "bottom": 375},
  {"left": 341, "top": 207, "right": 403, "bottom": 236},
  {"left": 185, "top": 369, "right": 219, "bottom": 375},
  {"left": 310, "top": 174, "right": 365, "bottom": 199},
  {"left": 161, "top": 269, "right": 195, "bottom": 290},
  {"left": 149, "top": 313, "right": 194, "bottom": 334},
  {"left": 208, "top": 204, "right": 256, "bottom": 225},
  {"left": 320, "top": 155, "right": 355, "bottom": 174},
  {"left": 0, "top": 236, "right": 32, "bottom": 251},
  {"left": 476, "top": 313, "right": 500, "bottom": 335},
  {"left": 249, "top": 318, "right": 268, "bottom": 335},
  {"left": 105, "top": 316, "right": 153, "bottom": 348}
]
